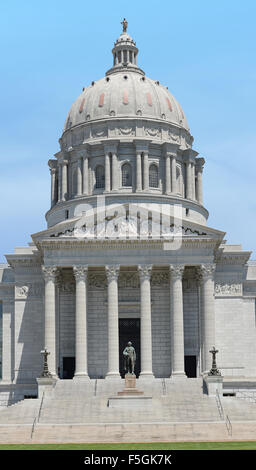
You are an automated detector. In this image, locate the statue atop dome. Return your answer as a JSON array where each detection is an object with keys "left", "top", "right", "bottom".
[{"left": 121, "top": 18, "right": 128, "bottom": 33}]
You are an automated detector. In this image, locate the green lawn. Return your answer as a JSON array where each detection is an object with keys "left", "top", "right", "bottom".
[{"left": 0, "top": 442, "right": 256, "bottom": 450}]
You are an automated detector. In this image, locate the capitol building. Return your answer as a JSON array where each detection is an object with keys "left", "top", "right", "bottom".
[{"left": 0, "top": 20, "right": 256, "bottom": 404}]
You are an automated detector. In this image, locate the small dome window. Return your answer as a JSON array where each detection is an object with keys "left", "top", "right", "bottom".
[
  {"left": 95, "top": 165, "right": 105, "bottom": 189},
  {"left": 122, "top": 163, "right": 132, "bottom": 187},
  {"left": 149, "top": 164, "right": 158, "bottom": 188}
]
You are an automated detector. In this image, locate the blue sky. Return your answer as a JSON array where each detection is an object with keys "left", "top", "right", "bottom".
[{"left": 0, "top": 0, "right": 255, "bottom": 262}]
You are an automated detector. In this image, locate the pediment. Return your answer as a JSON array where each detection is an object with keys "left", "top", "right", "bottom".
[{"left": 32, "top": 208, "right": 225, "bottom": 245}]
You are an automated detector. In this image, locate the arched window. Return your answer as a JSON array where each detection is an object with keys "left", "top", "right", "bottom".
[
  {"left": 149, "top": 164, "right": 158, "bottom": 188},
  {"left": 95, "top": 165, "right": 105, "bottom": 189},
  {"left": 122, "top": 163, "right": 132, "bottom": 187}
]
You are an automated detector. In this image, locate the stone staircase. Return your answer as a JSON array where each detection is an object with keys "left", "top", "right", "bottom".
[{"left": 1, "top": 378, "right": 256, "bottom": 442}]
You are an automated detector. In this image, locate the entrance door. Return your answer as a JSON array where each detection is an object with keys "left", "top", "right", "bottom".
[
  {"left": 119, "top": 318, "right": 140, "bottom": 378},
  {"left": 184, "top": 355, "right": 197, "bottom": 378},
  {"left": 62, "top": 357, "right": 75, "bottom": 379}
]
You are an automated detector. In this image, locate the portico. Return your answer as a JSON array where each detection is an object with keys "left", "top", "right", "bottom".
[{"left": 41, "top": 255, "right": 217, "bottom": 380}]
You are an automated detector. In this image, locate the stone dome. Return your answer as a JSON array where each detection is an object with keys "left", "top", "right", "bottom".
[
  {"left": 64, "top": 72, "right": 189, "bottom": 132},
  {"left": 63, "top": 24, "right": 189, "bottom": 132}
]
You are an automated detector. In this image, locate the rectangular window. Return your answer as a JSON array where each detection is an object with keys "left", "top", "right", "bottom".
[{"left": 0, "top": 301, "right": 2, "bottom": 379}]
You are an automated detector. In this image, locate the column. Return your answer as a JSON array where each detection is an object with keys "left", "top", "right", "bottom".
[
  {"left": 195, "top": 158, "right": 204, "bottom": 205},
  {"left": 42, "top": 266, "right": 58, "bottom": 376},
  {"left": 165, "top": 154, "right": 171, "bottom": 194},
  {"left": 169, "top": 264, "right": 186, "bottom": 378},
  {"left": 143, "top": 152, "right": 149, "bottom": 191},
  {"left": 185, "top": 161, "right": 192, "bottom": 199},
  {"left": 77, "top": 158, "right": 82, "bottom": 196},
  {"left": 73, "top": 266, "right": 89, "bottom": 379},
  {"left": 136, "top": 151, "right": 142, "bottom": 191},
  {"left": 199, "top": 264, "right": 216, "bottom": 374},
  {"left": 58, "top": 163, "right": 62, "bottom": 202},
  {"left": 50, "top": 167, "right": 57, "bottom": 207},
  {"left": 83, "top": 155, "right": 89, "bottom": 195},
  {"left": 61, "top": 160, "right": 68, "bottom": 201},
  {"left": 105, "top": 152, "right": 111, "bottom": 192},
  {"left": 112, "top": 151, "right": 119, "bottom": 191},
  {"left": 171, "top": 155, "right": 177, "bottom": 193},
  {"left": 191, "top": 162, "right": 195, "bottom": 200},
  {"left": 1, "top": 295, "right": 13, "bottom": 382},
  {"left": 105, "top": 265, "right": 120, "bottom": 378},
  {"left": 138, "top": 265, "right": 154, "bottom": 377}
]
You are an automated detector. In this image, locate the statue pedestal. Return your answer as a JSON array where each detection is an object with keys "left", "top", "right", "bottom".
[
  {"left": 108, "top": 374, "right": 152, "bottom": 408},
  {"left": 117, "top": 374, "right": 144, "bottom": 396}
]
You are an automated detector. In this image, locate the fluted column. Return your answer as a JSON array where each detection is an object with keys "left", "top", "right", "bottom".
[
  {"left": 61, "top": 160, "right": 68, "bottom": 201},
  {"left": 191, "top": 162, "right": 195, "bottom": 200},
  {"left": 165, "top": 154, "right": 171, "bottom": 194},
  {"left": 112, "top": 151, "right": 119, "bottom": 191},
  {"left": 42, "top": 266, "right": 58, "bottom": 376},
  {"left": 169, "top": 264, "right": 186, "bottom": 378},
  {"left": 199, "top": 264, "right": 216, "bottom": 374},
  {"left": 77, "top": 158, "right": 82, "bottom": 197},
  {"left": 105, "top": 153, "right": 111, "bottom": 192},
  {"left": 138, "top": 265, "right": 154, "bottom": 377},
  {"left": 58, "top": 163, "right": 62, "bottom": 202},
  {"left": 171, "top": 155, "right": 177, "bottom": 193},
  {"left": 143, "top": 152, "right": 149, "bottom": 191},
  {"left": 73, "top": 265, "right": 89, "bottom": 379},
  {"left": 83, "top": 155, "right": 89, "bottom": 195},
  {"left": 136, "top": 151, "right": 142, "bottom": 191},
  {"left": 106, "top": 265, "right": 120, "bottom": 378},
  {"left": 185, "top": 161, "right": 192, "bottom": 199},
  {"left": 50, "top": 167, "right": 57, "bottom": 207}
]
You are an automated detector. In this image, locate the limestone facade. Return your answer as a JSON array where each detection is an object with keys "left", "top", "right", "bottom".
[{"left": 0, "top": 23, "right": 256, "bottom": 403}]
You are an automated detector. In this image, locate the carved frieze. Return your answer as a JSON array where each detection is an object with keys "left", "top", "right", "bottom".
[
  {"left": 118, "top": 126, "right": 135, "bottom": 136},
  {"left": 145, "top": 126, "right": 161, "bottom": 138},
  {"left": 215, "top": 281, "right": 242, "bottom": 296},
  {"left": 91, "top": 126, "right": 107, "bottom": 138}
]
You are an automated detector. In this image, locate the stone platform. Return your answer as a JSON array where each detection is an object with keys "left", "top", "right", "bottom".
[{"left": 108, "top": 374, "right": 152, "bottom": 407}]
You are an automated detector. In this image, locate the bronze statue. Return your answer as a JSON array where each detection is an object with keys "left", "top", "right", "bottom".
[
  {"left": 123, "top": 341, "right": 136, "bottom": 374},
  {"left": 121, "top": 18, "right": 128, "bottom": 33}
]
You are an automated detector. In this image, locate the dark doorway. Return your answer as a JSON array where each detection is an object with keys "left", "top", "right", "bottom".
[
  {"left": 185, "top": 355, "right": 197, "bottom": 378},
  {"left": 119, "top": 318, "right": 140, "bottom": 378},
  {"left": 63, "top": 357, "right": 75, "bottom": 379}
]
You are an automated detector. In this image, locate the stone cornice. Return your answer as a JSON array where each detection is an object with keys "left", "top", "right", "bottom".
[
  {"left": 35, "top": 237, "right": 221, "bottom": 251},
  {"left": 215, "top": 250, "right": 252, "bottom": 266},
  {"left": 5, "top": 254, "right": 42, "bottom": 268}
]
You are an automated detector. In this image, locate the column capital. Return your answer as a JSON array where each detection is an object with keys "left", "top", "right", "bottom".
[
  {"left": 105, "top": 264, "right": 120, "bottom": 282},
  {"left": 73, "top": 265, "right": 88, "bottom": 282},
  {"left": 138, "top": 264, "right": 152, "bottom": 280},
  {"left": 48, "top": 159, "right": 57, "bottom": 171},
  {"left": 169, "top": 264, "right": 185, "bottom": 280},
  {"left": 42, "top": 266, "right": 58, "bottom": 282},
  {"left": 199, "top": 263, "right": 216, "bottom": 281},
  {"left": 195, "top": 157, "right": 205, "bottom": 172}
]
